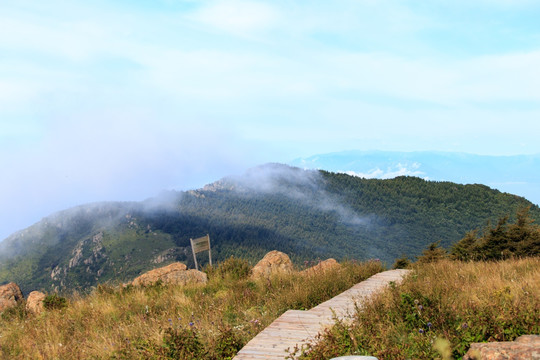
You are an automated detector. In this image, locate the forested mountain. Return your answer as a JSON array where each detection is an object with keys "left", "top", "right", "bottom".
[
  {"left": 290, "top": 150, "right": 540, "bottom": 206},
  {"left": 0, "top": 164, "right": 538, "bottom": 294}
]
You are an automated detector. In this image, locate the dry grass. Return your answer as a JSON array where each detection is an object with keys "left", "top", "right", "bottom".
[
  {"left": 0, "top": 259, "right": 382, "bottom": 359},
  {"left": 295, "top": 257, "right": 540, "bottom": 359}
]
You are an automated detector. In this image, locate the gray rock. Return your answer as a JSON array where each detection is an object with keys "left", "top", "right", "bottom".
[{"left": 464, "top": 335, "right": 540, "bottom": 360}]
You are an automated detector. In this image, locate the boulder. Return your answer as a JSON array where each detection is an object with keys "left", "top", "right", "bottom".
[
  {"left": 0, "top": 282, "right": 24, "bottom": 312},
  {"left": 301, "top": 258, "right": 341, "bottom": 275},
  {"left": 251, "top": 250, "right": 294, "bottom": 278},
  {"left": 464, "top": 335, "right": 540, "bottom": 360},
  {"left": 131, "top": 262, "right": 207, "bottom": 286},
  {"left": 26, "top": 291, "right": 47, "bottom": 314}
]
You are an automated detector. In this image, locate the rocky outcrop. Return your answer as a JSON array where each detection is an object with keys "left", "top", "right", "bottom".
[
  {"left": 464, "top": 335, "right": 540, "bottom": 360},
  {"left": 131, "top": 262, "right": 207, "bottom": 286},
  {"left": 301, "top": 258, "right": 340, "bottom": 275},
  {"left": 26, "top": 291, "right": 47, "bottom": 314},
  {"left": 0, "top": 282, "right": 24, "bottom": 312},
  {"left": 152, "top": 247, "right": 187, "bottom": 264},
  {"left": 251, "top": 250, "right": 294, "bottom": 278},
  {"left": 51, "top": 232, "right": 108, "bottom": 287}
]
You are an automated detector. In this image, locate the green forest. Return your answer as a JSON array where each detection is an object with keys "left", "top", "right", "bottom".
[{"left": 0, "top": 164, "right": 538, "bottom": 294}]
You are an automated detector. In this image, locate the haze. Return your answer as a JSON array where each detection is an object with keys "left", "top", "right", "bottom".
[{"left": 1, "top": 1, "right": 540, "bottom": 240}]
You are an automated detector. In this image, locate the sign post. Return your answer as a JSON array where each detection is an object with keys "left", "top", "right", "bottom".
[{"left": 190, "top": 234, "right": 212, "bottom": 271}]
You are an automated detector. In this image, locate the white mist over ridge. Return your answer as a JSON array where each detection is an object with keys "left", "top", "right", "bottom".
[
  {"left": 291, "top": 151, "right": 540, "bottom": 206},
  {"left": 201, "top": 163, "right": 373, "bottom": 227}
]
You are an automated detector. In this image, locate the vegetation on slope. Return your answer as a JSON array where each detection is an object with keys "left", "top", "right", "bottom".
[
  {"left": 0, "top": 258, "right": 382, "bottom": 359},
  {"left": 450, "top": 206, "right": 540, "bottom": 260},
  {"left": 1, "top": 164, "right": 539, "bottom": 294},
  {"left": 292, "top": 258, "right": 540, "bottom": 360}
]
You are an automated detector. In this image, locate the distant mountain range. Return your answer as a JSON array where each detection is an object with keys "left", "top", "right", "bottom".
[
  {"left": 1, "top": 164, "right": 538, "bottom": 295},
  {"left": 290, "top": 151, "right": 540, "bottom": 205}
]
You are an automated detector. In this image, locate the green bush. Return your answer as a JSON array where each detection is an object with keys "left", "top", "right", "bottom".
[
  {"left": 213, "top": 325, "right": 244, "bottom": 359},
  {"left": 216, "top": 256, "right": 252, "bottom": 280},
  {"left": 416, "top": 241, "right": 447, "bottom": 264},
  {"left": 43, "top": 294, "right": 68, "bottom": 310},
  {"left": 392, "top": 255, "right": 410, "bottom": 269},
  {"left": 162, "top": 326, "right": 206, "bottom": 359},
  {"left": 0, "top": 303, "right": 27, "bottom": 321}
]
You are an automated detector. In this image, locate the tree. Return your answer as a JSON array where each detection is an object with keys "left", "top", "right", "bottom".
[
  {"left": 450, "top": 230, "right": 478, "bottom": 261},
  {"left": 416, "top": 241, "right": 447, "bottom": 264}
]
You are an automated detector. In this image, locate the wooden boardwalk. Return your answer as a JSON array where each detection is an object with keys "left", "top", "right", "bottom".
[{"left": 234, "top": 269, "right": 410, "bottom": 360}]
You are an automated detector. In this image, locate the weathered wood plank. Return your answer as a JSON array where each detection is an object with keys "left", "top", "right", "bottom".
[{"left": 233, "top": 269, "right": 410, "bottom": 360}]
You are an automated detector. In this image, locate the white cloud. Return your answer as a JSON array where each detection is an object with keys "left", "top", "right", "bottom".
[
  {"left": 189, "top": 0, "right": 279, "bottom": 35},
  {"left": 1, "top": 0, "right": 540, "bottom": 240},
  {"left": 315, "top": 50, "right": 540, "bottom": 106},
  {"left": 342, "top": 163, "right": 426, "bottom": 180},
  {"left": 458, "top": 51, "right": 540, "bottom": 102},
  {"left": 0, "top": 79, "right": 43, "bottom": 109}
]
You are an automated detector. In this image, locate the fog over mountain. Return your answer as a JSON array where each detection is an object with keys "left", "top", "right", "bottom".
[{"left": 291, "top": 151, "right": 540, "bottom": 206}]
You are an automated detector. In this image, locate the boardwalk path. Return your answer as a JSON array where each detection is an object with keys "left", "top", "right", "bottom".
[{"left": 234, "top": 269, "right": 410, "bottom": 360}]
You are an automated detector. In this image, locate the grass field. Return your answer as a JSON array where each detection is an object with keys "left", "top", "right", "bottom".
[
  {"left": 0, "top": 258, "right": 382, "bottom": 359},
  {"left": 292, "top": 258, "right": 540, "bottom": 360}
]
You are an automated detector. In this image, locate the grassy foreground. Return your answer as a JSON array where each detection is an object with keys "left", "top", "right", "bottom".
[
  {"left": 292, "top": 258, "right": 540, "bottom": 360},
  {"left": 0, "top": 259, "right": 382, "bottom": 359}
]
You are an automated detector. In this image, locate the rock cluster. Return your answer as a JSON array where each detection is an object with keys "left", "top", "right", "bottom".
[
  {"left": 2, "top": 262, "right": 208, "bottom": 314},
  {"left": 464, "top": 335, "right": 540, "bottom": 360},
  {"left": 2, "top": 252, "right": 342, "bottom": 316},
  {"left": 0, "top": 283, "right": 47, "bottom": 314},
  {"left": 250, "top": 251, "right": 342, "bottom": 278},
  {"left": 131, "top": 262, "right": 207, "bottom": 286},
  {"left": 301, "top": 258, "right": 341, "bottom": 275},
  {"left": 251, "top": 250, "right": 294, "bottom": 278}
]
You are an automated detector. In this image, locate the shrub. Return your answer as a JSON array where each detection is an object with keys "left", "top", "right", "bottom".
[
  {"left": 43, "top": 293, "right": 68, "bottom": 310},
  {"left": 0, "top": 303, "right": 27, "bottom": 321},
  {"left": 416, "top": 241, "right": 447, "bottom": 264},
  {"left": 392, "top": 255, "right": 410, "bottom": 269},
  {"left": 216, "top": 256, "right": 252, "bottom": 280},
  {"left": 212, "top": 325, "right": 244, "bottom": 359},
  {"left": 162, "top": 326, "right": 206, "bottom": 359}
]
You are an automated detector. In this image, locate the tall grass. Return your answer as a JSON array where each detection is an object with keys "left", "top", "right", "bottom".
[
  {"left": 0, "top": 259, "right": 382, "bottom": 359},
  {"left": 293, "top": 258, "right": 540, "bottom": 360}
]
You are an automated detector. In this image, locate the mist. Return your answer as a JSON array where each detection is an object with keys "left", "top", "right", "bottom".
[
  {"left": 223, "top": 164, "right": 373, "bottom": 228},
  {"left": 0, "top": 115, "right": 261, "bottom": 241}
]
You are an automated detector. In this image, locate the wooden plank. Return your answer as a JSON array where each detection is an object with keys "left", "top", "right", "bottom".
[{"left": 233, "top": 269, "right": 410, "bottom": 360}]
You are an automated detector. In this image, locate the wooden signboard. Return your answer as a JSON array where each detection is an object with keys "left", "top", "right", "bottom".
[{"left": 190, "top": 234, "right": 212, "bottom": 270}]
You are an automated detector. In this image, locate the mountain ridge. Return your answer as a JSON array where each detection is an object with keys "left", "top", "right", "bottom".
[
  {"left": 290, "top": 150, "right": 540, "bottom": 205},
  {"left": 1, "top": 163, "right": 538, "bottom": 294}
]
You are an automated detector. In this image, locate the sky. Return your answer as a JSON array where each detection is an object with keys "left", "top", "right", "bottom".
[{"left": 1, "top": 0, "right": 540, "bottom": 240}]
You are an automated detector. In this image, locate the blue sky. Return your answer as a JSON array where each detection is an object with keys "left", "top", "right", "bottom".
[{"left": 1, "top": 0, "right": 540, "bottom": 239}]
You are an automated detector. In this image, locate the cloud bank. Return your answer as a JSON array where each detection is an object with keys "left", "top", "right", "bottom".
[{"left": 1, "top": 0, "right": 540, "bottom": 239}]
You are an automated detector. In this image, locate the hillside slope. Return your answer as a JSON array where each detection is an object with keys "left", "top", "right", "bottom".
[{"left": 1, "top": 164, "right": 538, "bottom": 294}]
